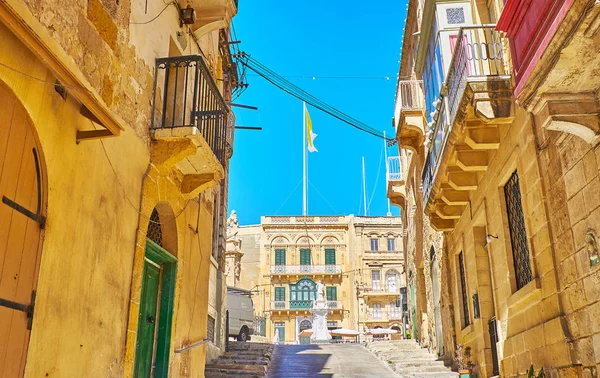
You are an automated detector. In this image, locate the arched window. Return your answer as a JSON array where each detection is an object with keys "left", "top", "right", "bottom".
[{"left": 147, "top": 208, "right": 163, "bottom": 247}]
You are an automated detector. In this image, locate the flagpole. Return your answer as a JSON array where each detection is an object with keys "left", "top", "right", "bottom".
[
  {"left": 362, "top": 157, "right": 367, "bottom": 216},
  {"left": 303, "top": 102, "right": 307, "bottom": 216},
  {"left": 384, "top": 131, "right": 392, "bottom": 217}
]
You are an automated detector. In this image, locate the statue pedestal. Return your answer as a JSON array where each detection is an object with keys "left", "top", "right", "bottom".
[{"left": 310, "top": 299, "right": 331, "bottom": 343}]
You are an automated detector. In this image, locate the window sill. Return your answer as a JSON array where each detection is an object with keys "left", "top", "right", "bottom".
[
  {"left": 507, "top": 278, "right": 541, "bottom": 313},
  {"left": 460, "top": 323, "right": 475, "bottom": 338}
]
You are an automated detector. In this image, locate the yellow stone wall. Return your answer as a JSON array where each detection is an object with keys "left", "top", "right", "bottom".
[{"left": 0, "top": 0, "right": 235, "bottom": 375}]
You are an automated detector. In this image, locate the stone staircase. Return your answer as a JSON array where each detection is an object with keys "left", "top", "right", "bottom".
[
  {"left": 365, "top": 340, "right": 458, "bottom": 378},
  {"left": 204, "top": 341, "right": 275, "bottom": 377}
]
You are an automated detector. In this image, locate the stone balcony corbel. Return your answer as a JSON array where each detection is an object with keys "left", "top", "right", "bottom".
[
  {"left": 532, "top": 93, "right": 600, "bottom": 146},
  {"left": 182, "top": 0, "right": 238, "bottom": 38},
  {"left": 151, "top": 127, "right": 225, "bottom": 199},
  {"left": 387, "top": 180, "right": 407, "bottom": 213}
]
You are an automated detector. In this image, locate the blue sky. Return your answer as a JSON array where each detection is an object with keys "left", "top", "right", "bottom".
[{"left": 229, "top": 0, "right": 407, "bottom": 226}]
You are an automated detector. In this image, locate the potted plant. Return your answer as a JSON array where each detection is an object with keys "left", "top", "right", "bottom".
[
  {"left": 455, "top": 344, "right": 475, "bottom": 377},
  {"left": 527, "top": 365, "right": 546, "bottom": 378}
]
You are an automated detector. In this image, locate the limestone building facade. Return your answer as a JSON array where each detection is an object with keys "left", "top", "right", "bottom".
[
  {"left": 0, "top": 0, "right": 240, "bottom": 376},
  {"left": 388, "top": 0, "right": 600, "bottom": 376},
  {"left": 236, "top": 215, "right": 404, "bottom": 344}
]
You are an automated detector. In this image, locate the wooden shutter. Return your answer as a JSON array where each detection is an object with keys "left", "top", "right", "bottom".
[
  {"left": 275, "top": 249, "right": 286, "bottom": 265},
  {"left": 300, "top": 249, "right": 311, "bottom": 265},
  {"left": 325, "top": 249, "right": 336, "bottom": 265},
  {"left": 274, "top": 287, "right": 285, "bottom": 301},
  {"left": 326, "top": 287, "right": 337, "bottom": 300}
]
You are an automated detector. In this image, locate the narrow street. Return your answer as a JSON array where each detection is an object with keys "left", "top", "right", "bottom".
[{"left": 267, "top": 344, "right": 398, "bottom": 378}]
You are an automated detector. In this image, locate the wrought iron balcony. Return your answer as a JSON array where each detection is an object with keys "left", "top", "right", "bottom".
[
  {"left": 151, "top": 55, "right": 229, "bottom": 167},
  {"left": 386, "top": 156, "right": 403, "bottom": 182},
  {"left": 270, "top": 265, "right": 342, "bottom": 275},
  {"left": 421, "top": 26, "right": 513, "bottom": 231},
  {"left": 270, "top": 300, "right": 342, "bottom": 311}
]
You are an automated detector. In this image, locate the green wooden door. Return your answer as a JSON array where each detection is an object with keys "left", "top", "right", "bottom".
[
  {"left": 135, "top": 262, "right": 161, "bottom": 378},
  {"left": 134, "top": 240, "right": 177, "bottom": 378}
]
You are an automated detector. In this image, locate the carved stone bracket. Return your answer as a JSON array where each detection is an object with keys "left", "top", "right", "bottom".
[{"left": 533, "top": 93, "right": 600, "bottom": 146}]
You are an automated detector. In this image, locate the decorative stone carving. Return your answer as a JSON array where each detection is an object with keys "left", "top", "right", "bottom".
[{"left": 226, "top": 210, "right": 239, "bottom": 239}]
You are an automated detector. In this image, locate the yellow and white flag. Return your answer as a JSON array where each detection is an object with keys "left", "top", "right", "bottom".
[{"left": 305, "top": 107, "right": 318, "bottom": 153}]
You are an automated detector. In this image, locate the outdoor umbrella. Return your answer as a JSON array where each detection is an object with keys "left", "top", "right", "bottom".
[
  {"left": 367, "top": 328, "right": 398, "bottom": 335},
  {"left": 330, "top": 328, "right": 361, "bottom": 337},
  {"left": 297, "top": 328, "right": 313, "bottom": 337}
]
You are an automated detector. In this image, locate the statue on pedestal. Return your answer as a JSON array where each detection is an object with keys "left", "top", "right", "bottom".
[{"left": 316, "top": 280, "right": 325, "bottom": 301}]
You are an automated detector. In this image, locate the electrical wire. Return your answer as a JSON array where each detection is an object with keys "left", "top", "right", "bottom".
[
  {"left": 240, "top": 55, "right": 394, "bottom": 142},
  {"left": 130, "top": 2, "right": 174, "bottom": 25},
  {"left": 246, "top": 73, "right": 395, "bottom": 81},
  {"left": 0, "top": 61, "right": 93, "bottom": 94},
  {"left": 308, "top": 180, "right": 339, "bottom": 214}
]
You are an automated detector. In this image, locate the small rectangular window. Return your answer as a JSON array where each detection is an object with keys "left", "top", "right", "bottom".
[
  {"left": 274, "top": 287, "right": 285, "bottom": 301},
  {"left": 300, "top": 249, "right": 311, "bottom": 265},
  {"left": 459, "top": 251, "right": 470, "bottom": 328},
  {"left": 504, "top": 171, "right": 533, "bottom": 290},
  {"left": 275, "top": 249, "right": 286, "bottom": 265},
  {"left": 370, "top": 238, "right": 379, "bottom": 252},
  {"left": 387, "top": 238, "right": 396, "bottom": 252},
  {"left": 326, "top": 286, "right": 337, "bottom": 301},
  {"left": 325, "top": 248, "right": 336, "bottom": 265},
  {"left": 207, "top": 315, "right": 215, "bottom": 343},
  {"left": 372, "top": 270, "right": 381, "bottom": 290}
]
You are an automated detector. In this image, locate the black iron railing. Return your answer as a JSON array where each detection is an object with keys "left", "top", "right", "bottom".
[{"left": 151, "top": 55, "right": 229, "bottom": 166}]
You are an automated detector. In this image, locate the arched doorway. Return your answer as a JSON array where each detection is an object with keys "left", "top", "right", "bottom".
[
  {"left": 430, "top": 247, "right": 444, "bottom": 356},
  {"left": 0, "top": 82, "right": 46, "bottom": 378},
  {"left": 298, "top": 319, "right": 312, "bottom": 345},
  {"left": 134, "top": 207, "right": 178, "bottom": 378}
]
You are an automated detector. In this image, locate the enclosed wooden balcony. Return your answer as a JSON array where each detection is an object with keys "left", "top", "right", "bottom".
[
  {"left": 421, "top": 26, "right": 514, "bottom": 231},
  {"left": 150, "top": 55, "right": 231, "bottom": 198},
  {"left": 394, "top": 80, "right": 426, "bottom": 152}
]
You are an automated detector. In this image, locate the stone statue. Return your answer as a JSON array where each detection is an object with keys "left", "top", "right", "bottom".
[
  {"left": 234, "top": 260, "right": 241, "bottom": 279},
  {"left": 226, "top": 210, "right": 239, "bottom": 239},
  {"left": 316, "top": 280, "right": 324, "bottom": 301},
  {"left": 273, "top": 329, "right": 280, "bottom": 344}
]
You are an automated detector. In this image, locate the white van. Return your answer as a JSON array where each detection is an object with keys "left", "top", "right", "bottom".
[{"left": 227, "top": 287, "right": 254, "bottom": 341}]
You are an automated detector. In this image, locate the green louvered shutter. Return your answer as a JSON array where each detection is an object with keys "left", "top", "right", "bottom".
[
  {"left": 274, "top": 287, "right": 285, "bottom": 301},
  {"left": 300, "top": 249, "right": 311, "bottom": 265},
  {"left": 325, "top": 249, "right": 336, "bottom": 265},
  {"left": 326, "top": 286, "right": 337, "bottom": 300},
  {"left": 275, "top": 249, "right": 286, "bottom": 265}
]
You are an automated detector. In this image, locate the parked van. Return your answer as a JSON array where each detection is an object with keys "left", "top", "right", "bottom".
[{"left": 227, "top": 287, "right": 254, "bottom": 341}]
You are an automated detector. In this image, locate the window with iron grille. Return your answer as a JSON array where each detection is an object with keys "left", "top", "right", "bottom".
[
  {"left": 147, "top": 208, "right": 163, "bottom": 247},
  {"left": 504, "top": 171, "right": 533, "bottom": 290},
  {"left": 458, "top": 252, "right": 470, "bottom": 328},
  {"left": 207, "top": 315, "right": 215, "bottom": 343}
]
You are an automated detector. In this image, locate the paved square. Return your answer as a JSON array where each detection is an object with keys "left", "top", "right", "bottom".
[{"left": 267, "top": 344, "right": 399, "bottom": 377}]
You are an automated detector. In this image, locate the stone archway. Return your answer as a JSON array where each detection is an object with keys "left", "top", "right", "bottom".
[{"left": 0, "top": 81, "right": 47, "bottom": 378}]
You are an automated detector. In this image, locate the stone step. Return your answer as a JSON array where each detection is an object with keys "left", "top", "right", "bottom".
[
  {"left": 204, "top": 368, "right": 265, "bottom": 378},
  {"left": 392, "top": 359, "right": 446, "bottom": 367},
  {"left": 215, "top": 357, "right": 269, "bottom": 365},
  {"left": 394, "top": 365, "right": 455, "bottom": 374},
  {"left": 399, "top": 372, "right": 459, "bottom": 378},
  {"left": 205, "top": 364, "right": 267, "bottom": 374}
]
